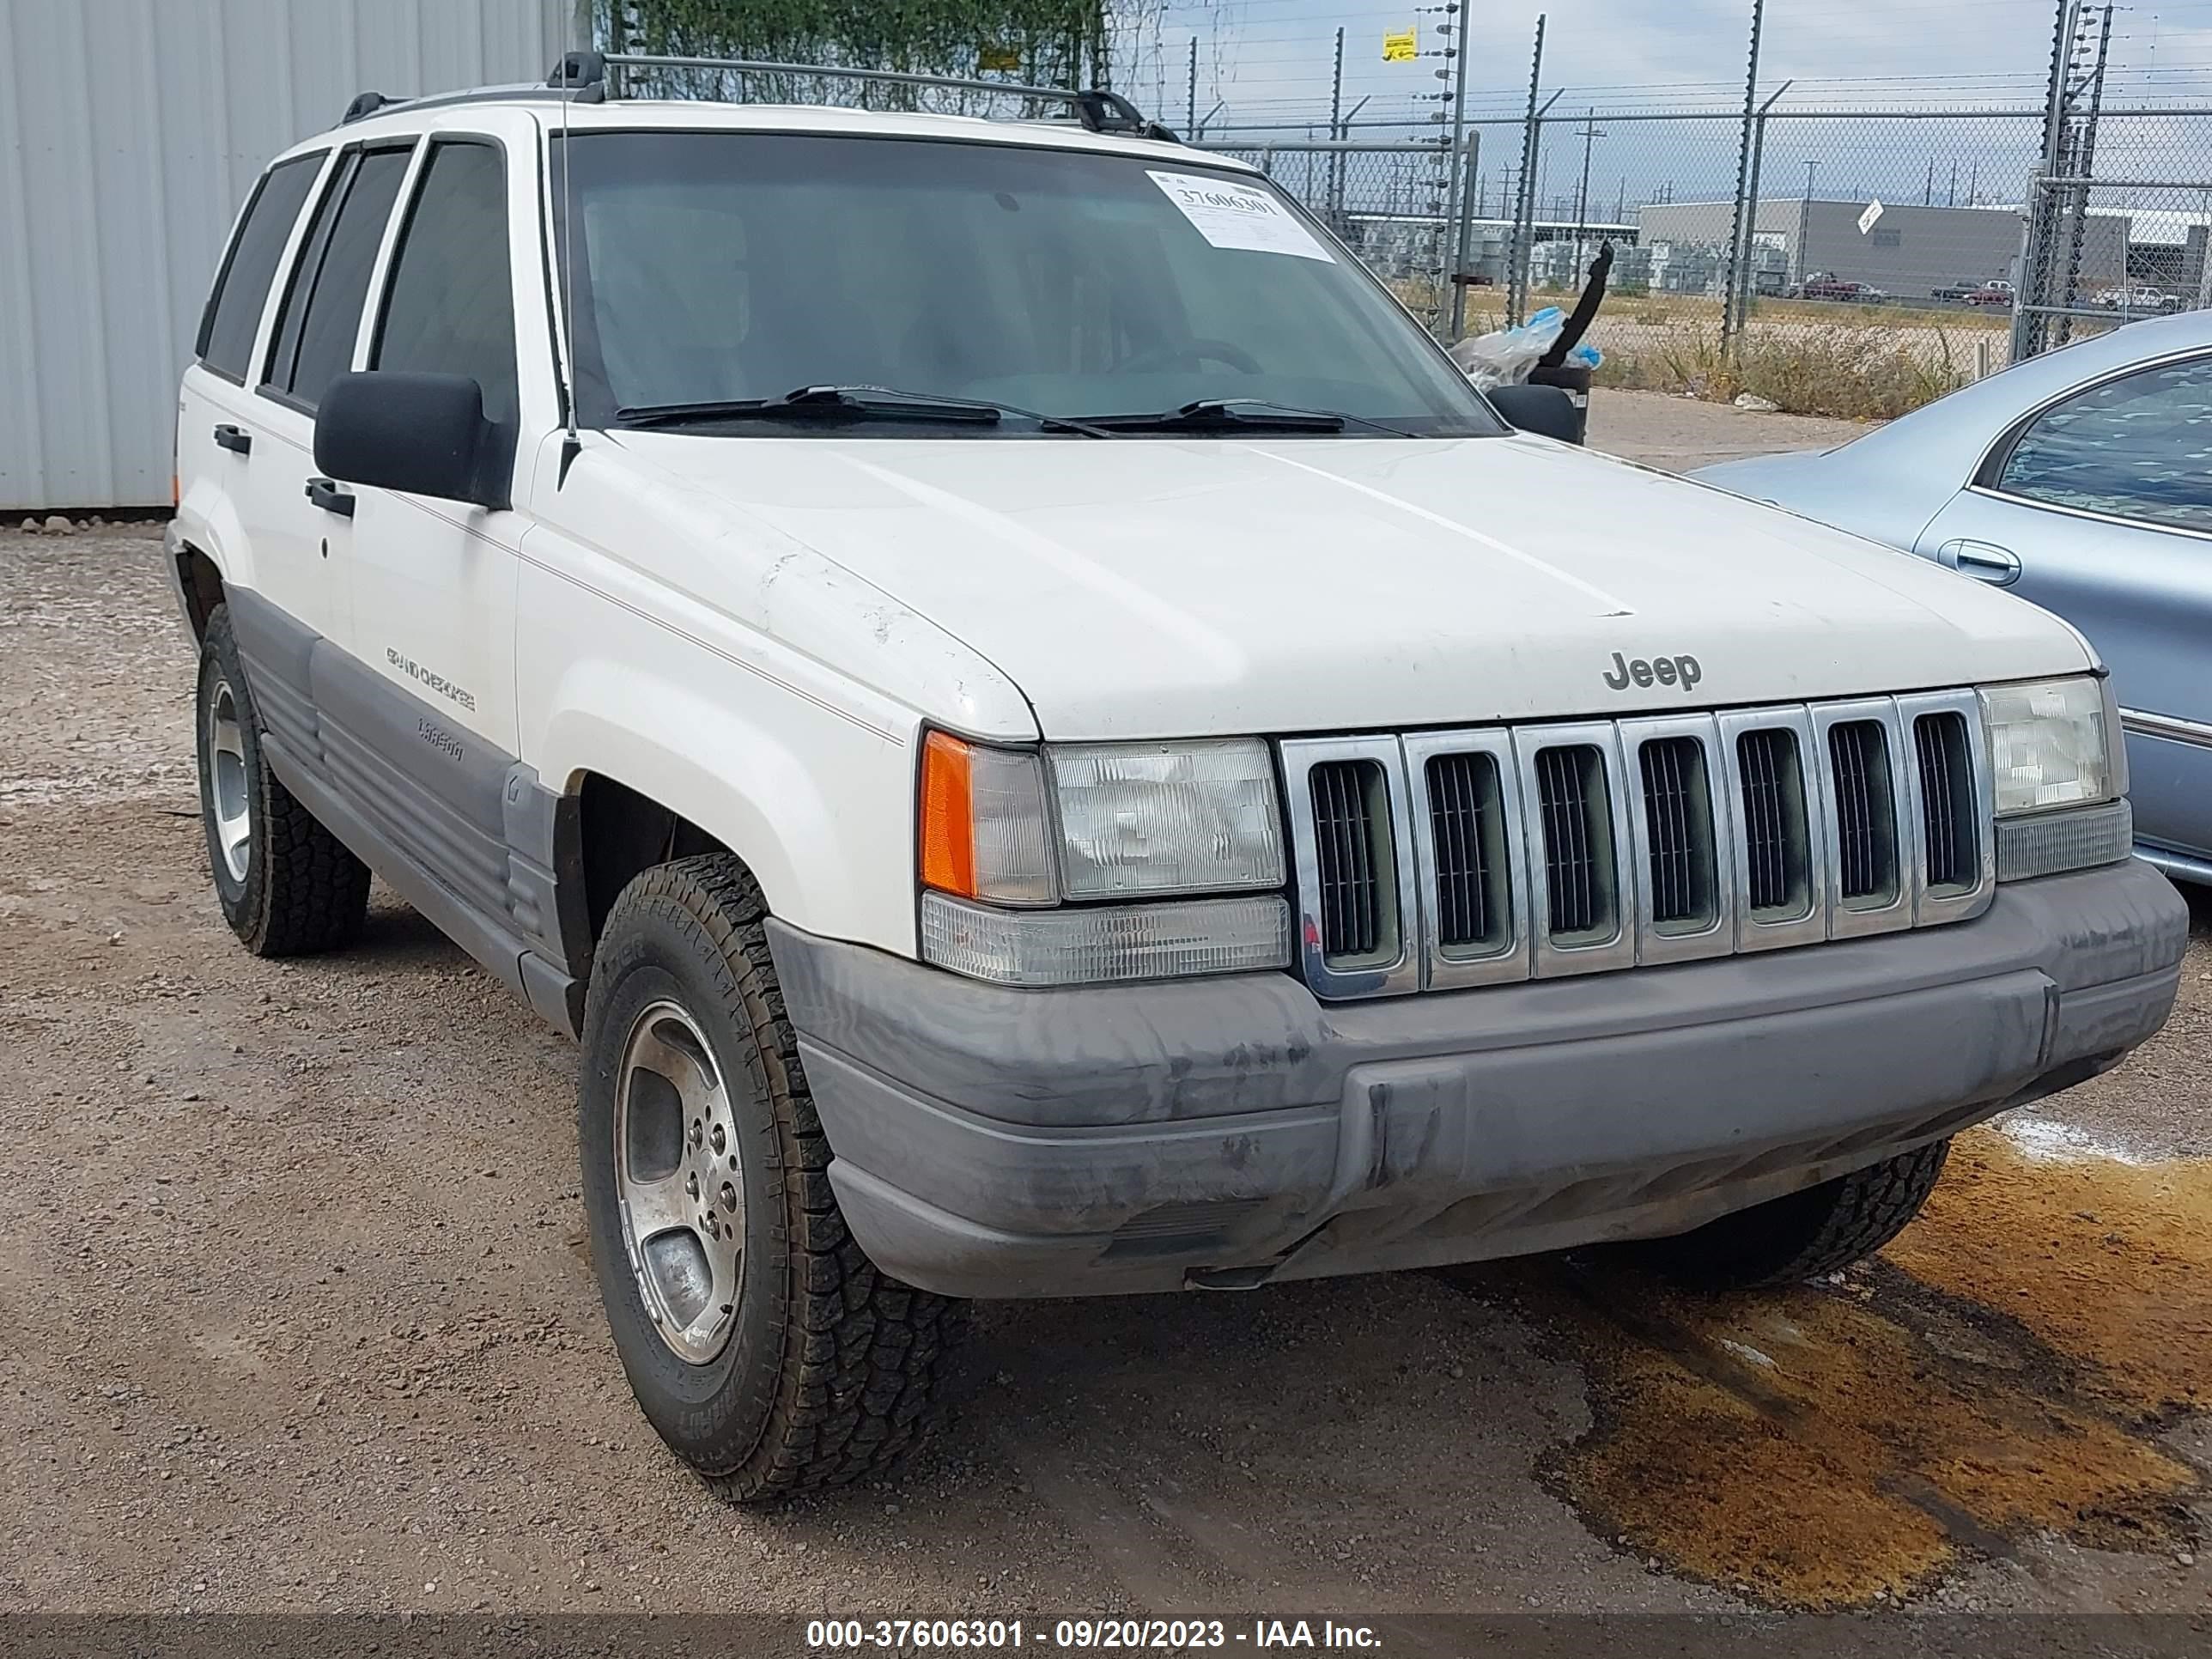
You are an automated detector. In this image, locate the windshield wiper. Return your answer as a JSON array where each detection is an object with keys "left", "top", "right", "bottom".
[
  {"left": 1073, "top": 399, "right": 1413, "bottom": 436},
  {"left": 616, "top": 384, "right": 1114, "bottom": 437}
]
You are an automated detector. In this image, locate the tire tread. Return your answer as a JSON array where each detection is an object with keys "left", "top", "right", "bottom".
[
  {"left": 599, "top": 855, "right": 963, "bottom": 1501},
  {"left": 199, "top": 605, "right": 369, "bottom": 957},
  {"left": 1640, "top": 1139, "right": 1951, "bottom": 1290}
]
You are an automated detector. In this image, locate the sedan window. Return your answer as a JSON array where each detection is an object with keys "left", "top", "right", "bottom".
[{"left": 1996, "top": 356, "right": 2212, "bottom": 534}]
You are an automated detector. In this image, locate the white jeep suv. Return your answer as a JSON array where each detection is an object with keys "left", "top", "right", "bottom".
[{"left": 167, "top": 54, "right": 2188, "bottom": 1500}]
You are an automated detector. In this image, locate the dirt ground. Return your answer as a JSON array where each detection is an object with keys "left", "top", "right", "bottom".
[{"left": 3, "top": 394, "right": 2207, "bottom": 1627}]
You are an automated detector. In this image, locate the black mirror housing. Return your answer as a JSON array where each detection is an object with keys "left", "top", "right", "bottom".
[
  {"left": 314, "top": 372, "right": 507, "bottom": 509},
  {"left": 1486, "top": 383, "right": 1585, "bottom": 446}
]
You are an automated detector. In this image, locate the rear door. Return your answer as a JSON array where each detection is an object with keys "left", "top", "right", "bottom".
[
  {"left": 1913, "top": 351, "right": 2212, "bottom": 860},
  {"left": 176, "top": 150, "right": 328, "bottom": 629},
  {"left": 246, "top": 141, "right": 416, "bottom": 644}
]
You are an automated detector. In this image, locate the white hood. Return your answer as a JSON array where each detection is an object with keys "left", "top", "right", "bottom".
[{"left": 608, "top": 430, "right": 2092, "bottom": 741}]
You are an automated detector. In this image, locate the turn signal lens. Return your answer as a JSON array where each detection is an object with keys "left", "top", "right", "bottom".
[
  {"left": 918, "top": 732, "right": 1055, "bottom": 905},
  {"left": 920, "top": 732, "right": 975, "bottom": 896}
]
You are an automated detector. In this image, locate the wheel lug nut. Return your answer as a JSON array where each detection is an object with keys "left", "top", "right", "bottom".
[
  {"left": 710, "top": 1124, "right": 726, "bottom": 1155},
  {"left": 684, "top": 1172, "right": 698, "bottom": 1198},
  {"left": 720, "top": 1182, "right": 737, "bottom": 1212},
  {"left": 688, "top": 1120, "right": 702, "bottom": 1147}
]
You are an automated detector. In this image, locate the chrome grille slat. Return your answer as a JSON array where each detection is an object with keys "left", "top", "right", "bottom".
[
  {"left": 1427, "top": 752, "right": 1495, "bottom": 948},
  {"left": 1916, "top": 712, "right": 1975, "bottom": 890},
  {"left": 1536, "top": 746, "right": 1598, "bottom": 935},
  {"left": 1283, "top": 692, "right": 1991, "bottom": 1001},
  {"left": 1311, "top": 760, "right": 1377, "bottom": 957},
  {"left": 1639, "top": 736, "right": 1701, "bottom": 925},
  {"left": 1737, "top": 727, "right": 1796, "bottom": 914},
  {"left": 1828, "top": 720, "right": 1888, "bottom": 901}
]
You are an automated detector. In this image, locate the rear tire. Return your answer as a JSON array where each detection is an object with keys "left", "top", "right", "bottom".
[
  {"left": 1637, "top": 1139, "right": 1951, "bottom": 1290},
  {"left": 578, "top": 854, "right": 963, "bottom": 1503},
  {"left": 195, "top": 605, "right": 369, "bottom": 957}
]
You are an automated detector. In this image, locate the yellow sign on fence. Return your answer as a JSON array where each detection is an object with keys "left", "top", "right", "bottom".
[{"left": 1382, "top": 27, "right": 1418, "bottom": 63}]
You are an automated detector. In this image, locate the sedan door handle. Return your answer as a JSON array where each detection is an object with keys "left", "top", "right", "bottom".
[
  {"left": 1937, "top": 538, "right": 2021, "bottom": 586},
  {"left": 212, "top": 422, "right": 252, "bottom": 455},
  {"left": 305, "top": 477, "right": 356, "bottom": 519}
]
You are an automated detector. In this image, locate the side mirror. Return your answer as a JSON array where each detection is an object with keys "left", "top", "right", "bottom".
[
  {"left": 1486, "top": 383, "right": 1584, "bottom": 445},
  {"left": 314, "top": 372, "right": 507, "bottom": 509}
]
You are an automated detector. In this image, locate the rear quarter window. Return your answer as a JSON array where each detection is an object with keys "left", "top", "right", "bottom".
[{"left": 196, "top": 154, "right": 325, "bottom": 384}]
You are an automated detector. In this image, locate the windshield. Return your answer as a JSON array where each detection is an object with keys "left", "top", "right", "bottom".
[{"left": 551, "top": 131, "right": 1504, "bottom": 437}]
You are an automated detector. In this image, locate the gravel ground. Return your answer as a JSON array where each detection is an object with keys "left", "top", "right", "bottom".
[{"left": 2, "top": 397, "right": 2206, "bottom": 1626}]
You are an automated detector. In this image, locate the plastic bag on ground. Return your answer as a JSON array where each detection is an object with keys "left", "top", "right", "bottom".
[{"left": 1449, "top": 307, "right": 1565, "bottom": 390}]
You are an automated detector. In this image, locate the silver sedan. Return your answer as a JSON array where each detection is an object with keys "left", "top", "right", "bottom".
[{"left": 1698, "top": 309, "right": 2212, "bottom": 884}]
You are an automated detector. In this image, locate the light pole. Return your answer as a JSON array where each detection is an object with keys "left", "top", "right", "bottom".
[{"left": 1799, "top": 160, "right": 1821, "bottom": 288}]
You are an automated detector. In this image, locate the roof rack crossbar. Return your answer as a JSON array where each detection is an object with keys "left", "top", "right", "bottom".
[{"left": 590, "top": 53, "right": 1175, "bottom": 139}]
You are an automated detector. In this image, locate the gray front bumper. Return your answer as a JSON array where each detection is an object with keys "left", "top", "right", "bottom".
[{"left": 770, "top": 859, "right": 2187, "bottom": 1299}]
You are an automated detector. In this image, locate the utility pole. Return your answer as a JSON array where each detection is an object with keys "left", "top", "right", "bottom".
[
  {"left": 1186, "top": 34, "right": 1197, "bottom": 135},
  {"left": 1949, "top": 160, "right": 1959, "bottom": 205},
  {"left": 1572, "top": 107, "right": 1605, "bottom": 268},
  {"left": 1796, "top": 159, "right": 1820, "bottom": 289},
  {"left": 1925, "top": 158, "right": 1935, "bottom": 204},
  {"left": 1721, "top": 0, "right": 1767, "bottom": 352}
]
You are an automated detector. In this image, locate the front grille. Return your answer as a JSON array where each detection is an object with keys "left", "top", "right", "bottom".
[
  {"left": 1310, "top": 758, "right": 1384, "bottom": 960},
  {"left": 1736, "top": 727, "right": 1810, "bottom": 917},
  {"left": 1281, "top": 690, "right": 1990, "bottom": 1000},
  {"left": 1828, "top": 720, "right": 1898, "bottom": 902},
  {"left": 1915, "top": 711, "right": 1978, "bottom": 890},
  {"left": 1534, "top": 745, "right": 1612, "bottom": 939},
  {"left": 1427, "top": 751, "right": 1504, "bottom": 951},
  {"left": 1638, "top": 736, "right": 1715, "bottom": 928}
]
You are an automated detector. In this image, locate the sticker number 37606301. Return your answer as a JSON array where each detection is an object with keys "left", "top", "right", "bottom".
[{"left": 1146, "top": 169, "right": 1336, "bottom": 262}]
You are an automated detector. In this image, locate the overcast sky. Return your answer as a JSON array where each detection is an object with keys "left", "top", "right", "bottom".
[
  {"left": 1123, "top": 1, "right": 2212, "bottom": 216},
  {"left": 1129, "top": 0, "right": 2212, "bottom": 120}
]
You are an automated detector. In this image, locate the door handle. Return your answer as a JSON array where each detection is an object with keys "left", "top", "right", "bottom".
[
  {"left": 305, "top": 477, "right": 356, "bottom": 518},
  {"left": 1936, "top": 538, "right": 2021, "bottom": 586},
  {"left": 212, "top": 422, "right": 252, "bottom": 455}
]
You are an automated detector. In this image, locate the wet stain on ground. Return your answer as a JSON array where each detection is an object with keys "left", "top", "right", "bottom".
[{"left": 1480, "top": 1127, "right": 2211, "bottom": 1610}]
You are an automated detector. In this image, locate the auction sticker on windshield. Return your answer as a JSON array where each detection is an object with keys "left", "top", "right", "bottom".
[{"left": 1147, "top": 170, "right": 1335, "bottom": 261}]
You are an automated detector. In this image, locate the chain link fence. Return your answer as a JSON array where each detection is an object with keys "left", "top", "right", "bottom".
[{"left": 1200, "top": 102, "right": 2212, "bottom": 418}]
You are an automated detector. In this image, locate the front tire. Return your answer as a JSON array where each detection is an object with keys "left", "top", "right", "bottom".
[
  {"left": 195, "top": 605, "right": 369, "bottom": 956},
  {"left": 1637, "top": 1139, "right": 1951, "bottom": 1290},
  {"left": 579, "top": 854, "right": 963, "bottom": 1502}
]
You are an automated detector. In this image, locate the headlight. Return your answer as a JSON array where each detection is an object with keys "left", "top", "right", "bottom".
[
  {"left": 1979, "top": 675, "right": 2122, "bottom": 817},
  {"left": 916, "top": 732, "right": 1291, "bottom": 984},
  {"left": 1048, "top": 739, "right": 1285, "bottom": 896}
]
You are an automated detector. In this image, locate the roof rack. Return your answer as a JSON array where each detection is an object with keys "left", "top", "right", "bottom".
[
  {"left": 339, "top": 79, "right": 600, "bottom": 125},
  {"left": 548, "top": 49, "right": 1178, "bottom": 141},
  {"left": 342, "top": 52, "right": 1178, "bottom": 141}
]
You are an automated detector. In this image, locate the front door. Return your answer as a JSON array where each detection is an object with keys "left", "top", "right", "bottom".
[
  {"left": 1914, "top": 352, "right": 2212, "bottom": 861},
  {"left": 344, "top": 136, "right": 526, "bottom": 763}
]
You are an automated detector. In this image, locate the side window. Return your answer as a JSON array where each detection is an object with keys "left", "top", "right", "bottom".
[
  {"left": 261, "top": 146, "right": 413, "bottom": 413},
  {"left": 374, "top": 142, "right": 519, "bottom": 428},
  {"left": 196, "top": 155, "right": 324, "bottom": 384},
  {"left": 1997, "top": 356, "right": 2212, "bottom": 533}
]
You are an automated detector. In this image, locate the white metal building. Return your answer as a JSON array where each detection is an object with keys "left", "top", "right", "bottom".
[{"left": 0, "top": 0, "right": 574, "bottom": 512}]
